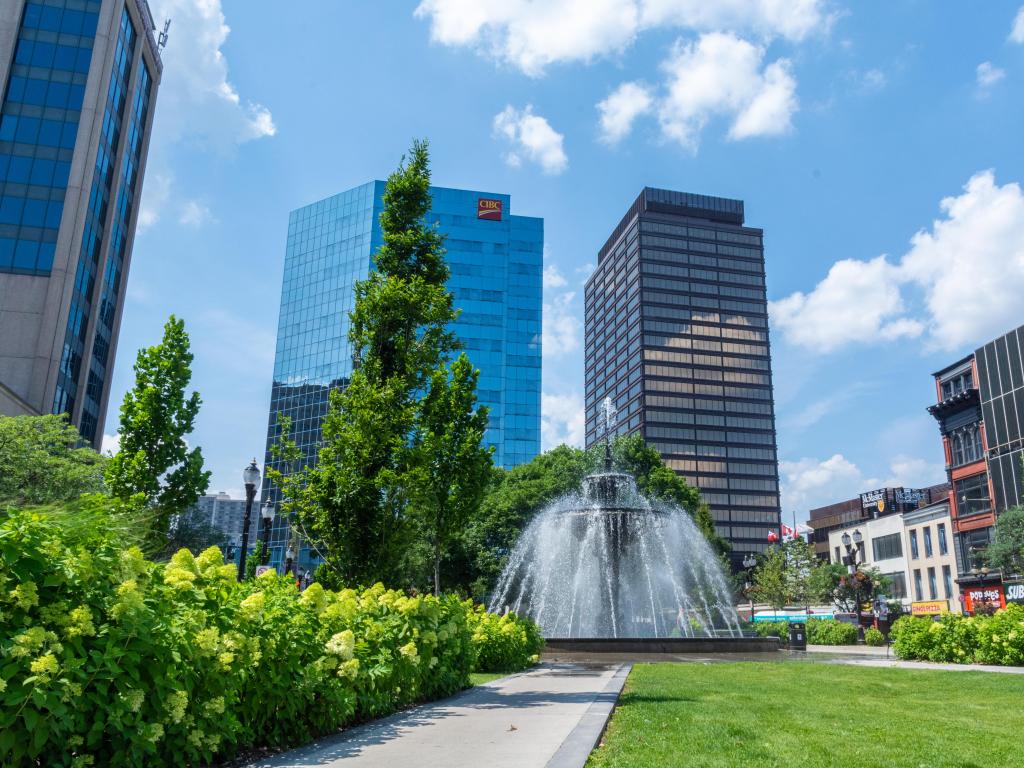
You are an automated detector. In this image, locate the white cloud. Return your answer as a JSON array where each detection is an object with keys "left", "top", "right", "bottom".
[
  {"left": 137, "top": 172, "right": 171, "bottom": 232},
  {"left": 493, "top": 105, "right": 568, "bottom": 174},
  {"left": 543, "top": 264, "right": 568, "bottom": 289},
  {"left": 414, "top": 0, "right": 830, "bottom": 75},
  {"left": 541, "top": 391, "right": 585, "bottom": 449},
  {"left": 779, "top": 454, "right": 864, "bottom": 514},
  {"left": 1011, "top": 6, "right": 1024, "bottom": 43},
  {"left": 194, "top": 308, "right": 276, "bottom": 374},
  {"left": 857, "top": 68, "right": 887, "bottom": 91},
  {"left": 101, "top": 433, "right": 121, "bottom": 456},
  {"left": 975, "top": 61, "right": 1005, "bottom": 92},
  {"left": 148, "top": 0, "right": 276, "bottom": 147},
  {"left": 771, "top": 171, "right": 1024, "bottom": 354},
  {"left": 658, "top": 33, "right": 797, "bottom": 150},
  {"left": 780, "top": 453, "right": 944, "bottom": 515},
  {"left": 900, "top": 170, "right": 1024, "bottom": 351},
  {"left": 178, "top": 200, "right": 214, "bottom": 228},
  {"left": 769, "top": 256, "right": 922, "bottom": 352},
  {"left": 543, "top": 290, "right": 582, "bottom": 358},
  {"left": 597, "top": 81, "right": 654, "bottom": 144}
]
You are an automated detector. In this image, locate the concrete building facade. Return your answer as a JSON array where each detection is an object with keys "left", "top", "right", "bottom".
[
  {"left": 0, "top": 0, "right": 161, "bottom": 447},
  {"left": 902, "top": 501, "right": 962, "bottom": 614}
]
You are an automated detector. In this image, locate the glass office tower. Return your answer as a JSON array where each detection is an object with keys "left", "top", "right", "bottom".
[
  {"left": 0, "top": 0, "right": 161, "bottom": 446},
  {"left": 583, "top": 188, "right": 781, "bottom": 569},
  {"left": 261, "top": 181, "right": 543, "bottom": 572}
]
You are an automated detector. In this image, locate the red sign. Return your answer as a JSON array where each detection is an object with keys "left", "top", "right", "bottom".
[
  {"left": 477, "top": 198, "right": 502, "bottom": 221},
  {"left": 962, "top": 585, "right": 1005, "bottom": 613}
]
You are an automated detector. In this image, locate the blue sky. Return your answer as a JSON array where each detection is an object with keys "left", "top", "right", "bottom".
[{"left": 104, "top": 1, "right": 1024, "bottom": 521}]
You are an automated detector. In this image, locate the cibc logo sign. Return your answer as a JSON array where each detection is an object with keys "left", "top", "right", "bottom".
[{"left": 477, "top": 198, "right": 502, "bottom": 221}]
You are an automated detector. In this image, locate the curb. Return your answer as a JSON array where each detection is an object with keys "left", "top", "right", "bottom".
[{"left": 544, "top": 663, "right": 631, "bottom": 768}]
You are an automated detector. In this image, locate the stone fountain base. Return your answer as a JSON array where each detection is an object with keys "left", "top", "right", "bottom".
[{"left": 542, "top": 636, "right": 781, "bottom": 659}]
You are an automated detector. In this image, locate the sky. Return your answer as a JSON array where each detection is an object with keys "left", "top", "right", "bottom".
[{"left": 103, "top": 1, "right": 1024, "bottom": 522}]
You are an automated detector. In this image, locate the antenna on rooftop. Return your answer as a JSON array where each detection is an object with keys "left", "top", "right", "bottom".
[{"left": 157, "top": 19, "right": 171, "bottom": 52}]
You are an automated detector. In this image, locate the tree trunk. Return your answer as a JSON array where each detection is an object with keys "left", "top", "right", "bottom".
[{"left": 433, "top": 553, "right": 441, "bottom": 597}]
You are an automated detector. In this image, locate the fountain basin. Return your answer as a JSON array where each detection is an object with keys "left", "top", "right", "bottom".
[{"left": 543, "top": 636, "right": 781, "bottom": 656}]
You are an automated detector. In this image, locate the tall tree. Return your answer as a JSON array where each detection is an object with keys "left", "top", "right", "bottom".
[
  {"left": 986, "top": 506, "right": 1024, "bottom": 574},
  {"left": 285, "top": 140, "right": 457, "bottom": 586},
  {"left": 0, "top": 414, "right": 106, "bottom": 506},
  {"left": 105, "top": 316, "right": 210, "bottom": 541},
  {"left": 751, "top": 544, "right": 790, "bottom": 611},
  {"left": 411, "top": 354, "right": 493, "bottom": 594}
]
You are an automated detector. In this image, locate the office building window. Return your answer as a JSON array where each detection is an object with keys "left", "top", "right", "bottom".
[
  {"left": 923, "top": 526, "right": 933, "bottom": 557},
  {"left": 927, "top": 567, "right": 937, "bottom": 600},
  {"left": 910, "top": 529, "right": 919, "bottom": 559},
  {"left": 885, "top": 572, "right": 908, "bottom": 600},
  {"left": 834, "top": 545, "right": 840, "bottom": 563},
  {"left": 913, "top": 569, "right": 923, "bottom": 601},
  {"left": 937, "top": 523, "right": 948, "bottom": 555},
  {"left": 942, "top": 565, "right": 953, "bottom": 599},
  {"left": 955, "top": 473, "right": 991, "bottom": 517},
  {"left": 871, "top": 533, "right": 903, "bottom": 561}
]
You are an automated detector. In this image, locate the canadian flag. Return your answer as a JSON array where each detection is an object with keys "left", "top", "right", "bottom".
[{"left": 767, "top": 530, "right": 779, "bottom": 542}]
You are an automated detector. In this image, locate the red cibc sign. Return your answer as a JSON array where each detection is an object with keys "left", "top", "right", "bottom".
[{"left": 477, "top": 198, "right": 502, "bottom": 221}]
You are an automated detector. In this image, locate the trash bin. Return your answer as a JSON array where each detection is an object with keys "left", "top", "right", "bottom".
[{"left": 789, "top": 622, "right": 807, "bottom": 650}]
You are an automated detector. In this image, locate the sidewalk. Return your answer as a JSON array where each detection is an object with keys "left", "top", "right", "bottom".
[
  {"left": 806, "top": 644, "right": 890, "bottom": 656},
  {"left": 240, "top": 663, "right": 629, "bottom": 768}
]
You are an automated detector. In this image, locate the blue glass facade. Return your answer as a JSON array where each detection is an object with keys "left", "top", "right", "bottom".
[
  {"left": 260, "top": 181, "right": 543, "bottom": 572},
  {"left": 0, "top": 0, "right": 101, "bottom": 275}
]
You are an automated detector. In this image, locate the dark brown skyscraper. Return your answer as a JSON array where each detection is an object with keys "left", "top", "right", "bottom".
[{"left": 584, "top": 188, "right": 781, "bottom": 568}]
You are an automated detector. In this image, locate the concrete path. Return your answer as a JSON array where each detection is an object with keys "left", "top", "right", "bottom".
[
  {"left": 241, "top": 663, "right": 629, "bottom": 768},
  {"left": 806, "top": 644, "right": 890, "bottom": 656},
  {"left": 823, "top": 657, "right": 1024, "bottom": 674}
]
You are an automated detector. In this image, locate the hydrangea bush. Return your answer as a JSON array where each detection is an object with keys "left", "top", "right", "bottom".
[
  {"left": 806, "top": 618, "right": 859, "bottom": 645},
  {"left": 890, "top": 605, "right": 1024, "bottom": 665},
  {"left": 0, "top": 508, "right": 539, "bottom": 766},
  {"left": 466, "top": 606, "right": 544, "bottom": 672}
]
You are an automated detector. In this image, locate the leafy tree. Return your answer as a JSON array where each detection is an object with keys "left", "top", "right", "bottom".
[
  {"left": 0, "top": 414, "right": 106, "bottom": 506},
  {"left": 279, "top": 140, "right": 457, "bottom": 586},
  {"left": 157, "top": 507, "right": 227, "bottom": 561},
  {"left": 785, "top": 538, "right": 820, "bottom": 610},
  {"left": 104, "top": 316, "right": 210, "bottom": 542},
  {"left": 987, "top": 506, "right": 1024, "bottom": 574},
  {"left": 812, "top": 562, "right": 890, "bottom": 613},
  {"left": 410, "top": 353, "right": 493, "bottom": 594},
  {"left": 751, "top": 545, "right": 790, "bottom": 611}
]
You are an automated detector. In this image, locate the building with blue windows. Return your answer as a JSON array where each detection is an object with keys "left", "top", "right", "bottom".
[
  {"left": 0, "top": 0, "right": 162, "bottom": 446},
  {"left": 260, "top": 181, "right": 543, "bottom": 573}
]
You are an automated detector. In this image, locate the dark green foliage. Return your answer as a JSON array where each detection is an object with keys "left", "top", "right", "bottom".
[
  {"left": 987, "top": 506, "right": 1024, "bottom": 573},
  {"left": 864, "top": 626, "right": 885, "bottom": 646},
  {"left": 467, "top": 608, "right": 544, "bottom": 672},
  {"left": 805, "top": 618, "right": 858, "bottom": 645},
  {"left": 750, "top": 621, "right": 790, "bottom": 640},
  {"left": 104, "top": 316, "right": 210, "bottom": 543},
  {"left": 0, "top": 414, "right": 106, "bottom": 506}
]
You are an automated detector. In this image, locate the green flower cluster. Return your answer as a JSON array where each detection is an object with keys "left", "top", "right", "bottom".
[
  {"left": 0, "top": 507, "right": 540, "bottom": 766},
  {"left": 890, "top": 604, "right": 1024, "bottom": 665},
  {"left": 466, "top": 606, "right": 544, "bottom": 672}
]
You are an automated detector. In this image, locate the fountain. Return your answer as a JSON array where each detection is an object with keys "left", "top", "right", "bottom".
[{"left": 490, "top": 398, "right": 749, "bottom": 643}]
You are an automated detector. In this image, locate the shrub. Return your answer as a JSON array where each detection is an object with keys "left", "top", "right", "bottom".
[
  {"left": 891, "top": 608, "right": 1024, "bottom": 666},
  {"left": 890, "top": 616, "right": 934, "bottom": 660},
  {"left": 864, "top": 627, "right": 885, "bottom": 647},
  {"left": 467, "top": 607, "right": 544, "bottom": 672},
  {"left": 973, "top": 603, "right": 1024, "bottom": 665},
  {"left": 751, "top": 621, "right": 789, "bottom": 640},
  {"left": 0, "top": 506, "right": 539, "bottom": 766},
  {"left": 806, "top": 618, "right": 858, "bottom": 645}
]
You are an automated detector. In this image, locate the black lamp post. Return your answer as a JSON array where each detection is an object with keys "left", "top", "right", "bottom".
[
  {"left": 841, "top": 528, "right": 867, "bottom": 642},
  {"left": 237, "top": 459, "right": 261, "bottom": 581},
  {"left": 259, "top": 501, "right": 275, "bottom": 565},
  {"left": 742, "top": 553, "right": 757, "bottom": 622}
]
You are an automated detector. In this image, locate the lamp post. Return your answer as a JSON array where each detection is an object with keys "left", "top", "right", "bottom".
[
  {"left": 284, "top": 545, "right": 295, "bottom": 577},
  {"left": 237, "top": 460, "right": 261, "bottom": 581},
  {"left": 742, "top": 553, "right": 757, "bottom": 622},
  {"left": 841, "top": 528, "right": 867, "bottom": 642},
  {"left": 259, "top": 501, "right": 275, "bottom": 565}
]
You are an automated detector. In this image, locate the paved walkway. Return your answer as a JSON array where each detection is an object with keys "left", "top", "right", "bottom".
[
  {"left": 241, "top": 663, "right": 629, "bottom": 768},
  {"left": 822, "top": 657, "right": 1024, "bottom": 674}
]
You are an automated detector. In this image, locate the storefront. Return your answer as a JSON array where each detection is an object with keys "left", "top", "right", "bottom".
[
  {"left": 961, "top": 585, "right": 1005, "bottom": 613},
  {"left": 1005, "top": 580, "right": 1024, "bottom": 606},
  {"left": 911, "top": 600, "right": 948, "bottom": 616}
]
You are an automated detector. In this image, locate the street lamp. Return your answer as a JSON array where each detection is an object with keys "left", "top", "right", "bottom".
[
  {"left": 237, "top": 459, "right": 261, "bottom": 581},
  {"left": 260, "top": 501, "right": 276, "bottom": 565},
  {"left": 841, "top": 528, "right": 867, "bottom": 642},
  {"left": 742, "top": 553, "right": 757, "bottom": 622},
  {"left": 284, "top": 544, "right": 296, "bottom": 577}
]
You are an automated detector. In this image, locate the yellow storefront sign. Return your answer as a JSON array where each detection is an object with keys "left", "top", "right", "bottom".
[{"left": 911, "top": 600, "right": 948, "bottom": 616}]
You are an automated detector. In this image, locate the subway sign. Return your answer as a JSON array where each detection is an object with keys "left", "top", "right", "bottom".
[
  {"left": 1007, "top": 581, "right": 1024, "bottom": 606},
  {"left": 477, "top": 198, "right": 503, "bottom": 221}
]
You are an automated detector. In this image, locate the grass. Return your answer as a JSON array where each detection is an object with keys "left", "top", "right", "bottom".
[
  {"left": 469, "top": 671, "right": 508, "bottom": 686},
  {"left": 587, "top": 662, "right": 1024, "bottom": 768}
]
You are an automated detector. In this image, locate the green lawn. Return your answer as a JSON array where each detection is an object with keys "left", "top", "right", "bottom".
[
  {"left": 587, "top": 662, "right": 1024, "bottom": 768},
  {"left": 469, "top": 671, "right": 509, "bottom": 686}
]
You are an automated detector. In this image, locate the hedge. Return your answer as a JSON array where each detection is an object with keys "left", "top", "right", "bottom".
[
  {"left": 806, "top": 618, "right": 858, "bottom": 645},
  {"left": 0, "top": 507, "right": 541, "bottom": 766},
  {"left": 890, "top": 606, "right": 1024, "bottom": 665}
]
